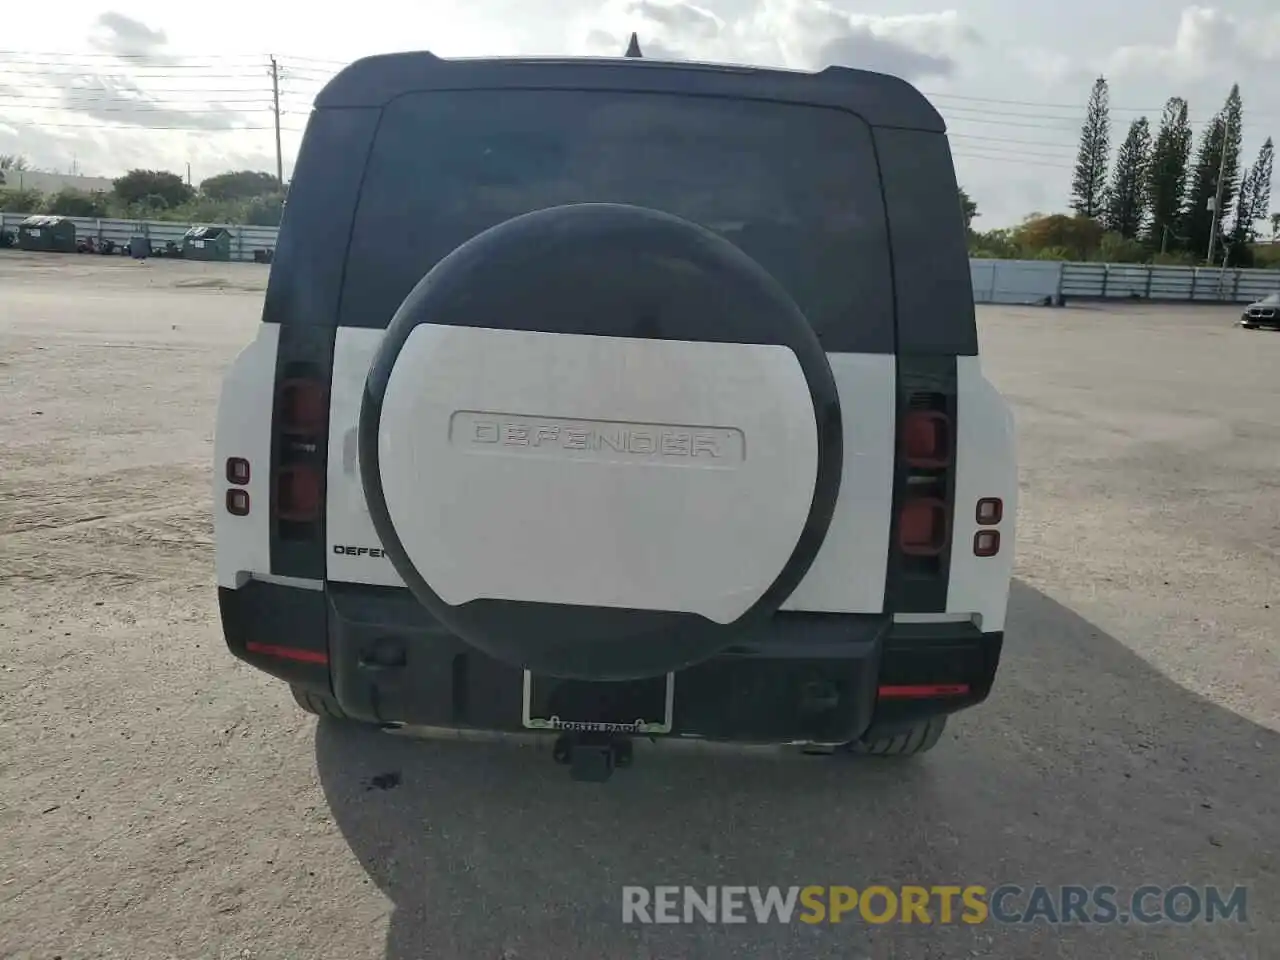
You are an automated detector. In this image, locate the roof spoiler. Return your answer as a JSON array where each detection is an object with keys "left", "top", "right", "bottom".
[{"left": 624, "top": 33, "right": 643, "bottom": 58}]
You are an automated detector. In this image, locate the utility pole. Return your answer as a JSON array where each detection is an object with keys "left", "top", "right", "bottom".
[
  {"left": 270, "top": 55, "right": 284, "bottom": 190},
  {"left": 1206, "top": 112, "right": 1233, "bottom": 264}
]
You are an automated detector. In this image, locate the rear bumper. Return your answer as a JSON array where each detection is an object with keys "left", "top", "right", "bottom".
[{"left": 218, "top": 581, "right": 1003, "bottom": 744}]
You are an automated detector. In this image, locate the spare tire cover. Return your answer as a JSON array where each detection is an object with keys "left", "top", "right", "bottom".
[{"left": 360, "top": 203, "right": 842, "bottom": 680}]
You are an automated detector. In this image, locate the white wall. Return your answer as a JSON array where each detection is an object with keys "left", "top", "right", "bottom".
[{"left": 0, "top": 171, "right": 115, "bottom": 194}]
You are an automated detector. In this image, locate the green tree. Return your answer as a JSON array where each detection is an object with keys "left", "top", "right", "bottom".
[
  {"left": 112, "top": 169, "right": 193, "bottom": 209},
  {"left": 0, "top": 188, "right": 43, "bottom": 213},
  {"left": 1231, "top": 136, "right": 1273, "bottom": 244},
  {"left": 0, "top": 154, "right": 31, "bottom": 187},
  {"left": 1103, "top": 117, "right": 1152, "bottom": 239},
  {"left": 47, "top": 188, "right": 110, "bottom": 218},
  {"left": 958, "top": 186, "right": 978, "bottom": 232},
  {"left": 1070, "top": 77, "right": 1111, "bottom": 218},
  {"left": 1015, "top": 213, "right": 1105, "bottom": 261},
  {"left": 1184, "top": 84, "right": 1243, "bottom": 259},
  {"left": 1145, "top": 98, "right": 1194, "bottom": 251},
  {"left": 1271, "top": 212, "right": 1280, "bottom": 240},
  {"left": 243, "top": 192, "right": 285, "bottom": 226},
  {"left": 1098, "top": 231, "right": 1148, "bottom": 263},
  {"left": 198, "top": 170, "right": 280, "bottom": 201},
  {"left": 968, "top": 227, "right": 1019, "bottom": 259}
]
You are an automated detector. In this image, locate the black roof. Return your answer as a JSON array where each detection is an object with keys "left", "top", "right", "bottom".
[{"left": 312, "top": 52, "right": 944, "bottom": 131}]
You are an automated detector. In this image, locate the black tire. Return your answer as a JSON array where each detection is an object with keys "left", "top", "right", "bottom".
[
  {"left": 290, "top": 685, "right": 359, "bottom": 721},
  {"left": 849, "top": 716, "right": 948, "bottom": 758}
]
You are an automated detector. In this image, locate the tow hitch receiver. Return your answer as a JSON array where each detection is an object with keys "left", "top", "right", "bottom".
[{"left": 552, "top": 732, "right": 634, "bottom": 782}]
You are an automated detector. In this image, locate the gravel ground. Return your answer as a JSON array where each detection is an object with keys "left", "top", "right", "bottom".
[{"left": 1, "top": 252, "right": 1277, "bottom": 960}]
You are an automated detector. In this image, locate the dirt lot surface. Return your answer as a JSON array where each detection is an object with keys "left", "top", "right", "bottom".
[{"left": 1, "top": 251, "right": 1277, "bottom": 959}]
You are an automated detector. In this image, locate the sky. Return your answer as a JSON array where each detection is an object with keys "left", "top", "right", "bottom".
[{"left": 2, "top": 0, "right": 1279, "bottom": 227}]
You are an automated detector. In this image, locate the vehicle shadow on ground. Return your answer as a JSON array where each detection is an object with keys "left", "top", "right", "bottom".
[{"left": 315, "top": 580, "right": 1278, "bottom": 960}]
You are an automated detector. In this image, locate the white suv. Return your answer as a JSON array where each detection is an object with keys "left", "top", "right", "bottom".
[{"left": 214, "top": 49, "right": 1017, "bottom": 780}]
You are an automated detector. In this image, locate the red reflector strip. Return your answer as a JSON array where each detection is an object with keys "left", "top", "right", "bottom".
[
  {"left": 245, "top": 641, "right": 328, "bottom": 665},
  {"left": 878, "top": 683, "right": 970, "bottom": 699}
]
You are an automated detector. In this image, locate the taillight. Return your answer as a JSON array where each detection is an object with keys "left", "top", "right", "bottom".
[
  {"left": 278, "top": 378, "right": 327, "bottom": 435},
  {"left": 276, "top": 465, "right": 323, "bottom": 522},
  {"left": 902, "top": 410, "right": 950, "bottom": 468},
  {"left": 273, "top": 369, "right": 327, "bottom": 543},
  {"left": 891, "top": 390, "right": 956, "bottom": 604},
  {"left": 899, "top": 497, "right": 948, "bottom": 556}
]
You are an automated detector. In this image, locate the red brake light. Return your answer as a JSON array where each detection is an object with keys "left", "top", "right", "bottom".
[
  {"left": 899, "top": 498, "right": 947, "bottom": 556},
  {"left": 903, "top": 410, "right": 951, "bottom": 468},
  {"left": 278, "top": 379, "right": 327, "bottom": 435},
  {"left": 276, "top": 465, "right": 322, "bottom": 521}
]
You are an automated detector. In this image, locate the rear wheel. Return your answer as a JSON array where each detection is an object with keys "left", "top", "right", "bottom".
[{"left": 848, "top": 716, "right": 948, "bottom": 757}]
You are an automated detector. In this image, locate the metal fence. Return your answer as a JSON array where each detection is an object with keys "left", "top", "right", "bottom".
[
  {"left": 4, "top": 211, "right": 1280, "bottom": 302},
  {"left": 0, "top": 212, "right": 278, "bottom": 262},
  {"left": 973, "top": 258, "right": 1280, "bottom": 305}
]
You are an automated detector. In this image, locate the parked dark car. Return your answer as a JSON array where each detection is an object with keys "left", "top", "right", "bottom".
[{"left": 1240, "top": 292, "right": 1280, "bottom": 329}]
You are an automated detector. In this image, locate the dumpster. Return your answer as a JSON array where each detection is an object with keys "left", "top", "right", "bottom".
[
  {"left": 182, "top": 225, "right": 232, "bottom": 261},
  {"left": 17, "top": 215, "right": 77, "bottom": 253}
]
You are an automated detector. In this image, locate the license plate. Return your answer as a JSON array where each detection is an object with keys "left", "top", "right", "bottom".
[{"left": 522, "top": 671, "right": 674, "bottom": 734}]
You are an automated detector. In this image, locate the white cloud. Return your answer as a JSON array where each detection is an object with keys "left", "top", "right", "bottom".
[
  {"left": 1, "top": 0, "right": 1272, "bottom": 228},
  {"left": 89, "top": 12, "right": 168, "bottom": 58},
  {"left": 0, "top": 11, "right": 288, "bottom": 183},
  {"left": 575, "top": 0, "right": 977, "bottom": 80},
  {"left": 1108, "top": 6, "right": 1280, "bottom": 79}
]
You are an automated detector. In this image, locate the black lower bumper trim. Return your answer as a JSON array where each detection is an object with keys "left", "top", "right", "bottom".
[{"left": 217, "top": 582, "right": 1004, "bottom": 745}]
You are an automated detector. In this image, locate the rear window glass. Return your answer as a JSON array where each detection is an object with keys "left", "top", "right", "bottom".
[{"left": 339, "top": 89, "right": 894, "bottom": 352}]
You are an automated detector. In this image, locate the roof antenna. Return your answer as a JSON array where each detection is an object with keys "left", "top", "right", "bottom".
[{"left": 624, "top": 32, "right": 643, "bottom": 58}]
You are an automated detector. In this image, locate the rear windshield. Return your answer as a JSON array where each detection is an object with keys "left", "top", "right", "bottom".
[{"left": 338, "top": 89, "right": 894, "bottom": 352}]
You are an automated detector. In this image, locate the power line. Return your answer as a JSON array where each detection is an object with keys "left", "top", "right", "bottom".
[
  {"left": 947, "top": 132, "right": 1076, "bottom": 152},
  {"left": 952, "top": 151, "right": 1074, "bottom": 170},
  {"left": 0, "top": 50, "right": 1270, "bottom": 185},
  {"left": 0, "top": 118, "right": 294, "bottom": 131},
  {"left": 926, "top": 89, "right": 1280, "bottom": 121},
  {"left": 0, "top": 96, "right": 276, "bottom": 109},
  {"left": 0, "top": 51, "right": 270, "bottom": 66}
]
